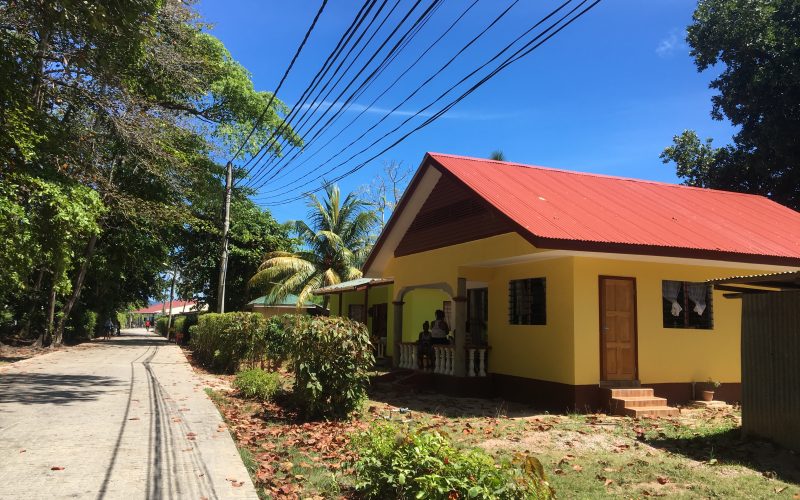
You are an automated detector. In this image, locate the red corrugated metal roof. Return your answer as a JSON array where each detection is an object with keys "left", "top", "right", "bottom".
[
  {"left": 428, "top": 153, "right": 800, "bottom": 261},
  {"left": 132, "top": 300, "right": 199, "bottom": 314}
]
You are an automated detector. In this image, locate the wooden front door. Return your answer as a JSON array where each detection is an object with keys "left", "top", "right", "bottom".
[{"left": 600, "top": 277, "right": 638, "bottom": 381}]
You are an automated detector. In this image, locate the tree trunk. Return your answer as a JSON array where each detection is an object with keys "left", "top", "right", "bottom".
[
  {"left": 54, "top": 233, "right": 97, "bottom": 345},
  {"left": 22, "top": 269, "right": 45, "bottom": 338},
  {"left": 45, "top": 282, "right": 57, "bottom": 346}
]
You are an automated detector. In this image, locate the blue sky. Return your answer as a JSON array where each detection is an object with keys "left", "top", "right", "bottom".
[{"left": 196, "top": 0, "right": 734, "bottom": 223}]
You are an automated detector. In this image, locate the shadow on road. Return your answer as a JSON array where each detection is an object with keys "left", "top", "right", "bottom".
[{"left": 0, "top": 372, "right": 123, "bottom": 406}]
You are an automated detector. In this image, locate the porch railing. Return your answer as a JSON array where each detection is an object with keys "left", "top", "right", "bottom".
[
  {"left": 373, "top": 337, "right": 387, "bottom": 359},
  {"left": 398, "top": 342, "right": 488, "bottom": 377}
]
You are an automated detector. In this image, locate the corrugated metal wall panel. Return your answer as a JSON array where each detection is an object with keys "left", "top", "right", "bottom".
[{"left": 741, "top": 291, "right": 800, "bottom": 451}]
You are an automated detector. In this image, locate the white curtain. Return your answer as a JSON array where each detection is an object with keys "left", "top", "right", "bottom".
[
  {"left": 687, "top": 283, "right": 708, "bottom": 316},
  {"left": 662, "top": 281, "right": 683, "bottom": 317}
]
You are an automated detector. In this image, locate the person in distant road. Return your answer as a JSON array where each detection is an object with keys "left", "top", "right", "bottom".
[
  {"left": 145, "top": 319, "right": 150, "bottom": 332},
  {"left": 103, "top": 318, "right": 115, "bottom": 340}
]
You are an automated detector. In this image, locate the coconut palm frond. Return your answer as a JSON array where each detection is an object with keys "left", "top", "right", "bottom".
[
  {"left": 296, "top": 274, "right": 325, "bottom": 309},
  {"left": 253, "top": 182, "right": 377, "bottom": 303}
]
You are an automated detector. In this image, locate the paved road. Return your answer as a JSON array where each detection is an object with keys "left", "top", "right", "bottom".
[{"left": 0, "top": 329, "right": 258, "bottom": 500}]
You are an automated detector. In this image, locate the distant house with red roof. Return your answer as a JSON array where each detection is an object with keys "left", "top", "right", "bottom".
[
  {"left": 319, "top": 152, "right": 800, "bottom": 414},
  {"left": 131, "top": 300, "right": 207, "bottom": 319}
]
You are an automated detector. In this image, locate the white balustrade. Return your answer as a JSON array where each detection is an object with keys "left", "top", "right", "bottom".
[
  {"left": 375, "top": 338, "right": 386, "bottom": 359},
  {"left": 468, "top": 348, "right": 476, "bottom": 377},
  {"left": 477, "top": 348, "right": 487, "bottom": 377}
]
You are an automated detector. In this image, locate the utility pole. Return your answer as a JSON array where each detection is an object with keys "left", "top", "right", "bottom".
[{"left": 217, "top": 161, "right": 233, "bottom": 313}]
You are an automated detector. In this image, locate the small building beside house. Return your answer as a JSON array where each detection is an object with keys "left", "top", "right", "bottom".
[
  {"left": 314, "top": 278, "right": 394, "bottom": 359},
  {"left": 710, "top": 272, "right": 800, "bottom": 451},
  {"left": 326, "top": 152, "right": 800, "bottom": 412},
  {"left": 245, "top": 294, "right": 323, "bottom": 318}
]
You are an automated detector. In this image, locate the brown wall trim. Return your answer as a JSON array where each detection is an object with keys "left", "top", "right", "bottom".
[
  {"left": 491, "top": 373, "right": 605, "bottom": 412},
  {"left": 642, "top": 382, "right": 741, "bottom": 406}
]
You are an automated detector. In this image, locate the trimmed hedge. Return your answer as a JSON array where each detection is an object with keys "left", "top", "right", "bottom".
[
  {"left": 155, "top": 316, "right": 169, "bottom": 336},
  {"left": 352, "top": 424, "right": 553, "bottom": 499},
  {"left": 189, "top": 312, "right": 269, "bottom": 373}
]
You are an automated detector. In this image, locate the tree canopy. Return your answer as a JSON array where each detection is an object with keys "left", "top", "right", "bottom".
[
  {"left": 0, "top": 0, "right": 299, "bottom": 343},
  {"left": 661, "top": 0, "right": 800, "bottom": 210}
]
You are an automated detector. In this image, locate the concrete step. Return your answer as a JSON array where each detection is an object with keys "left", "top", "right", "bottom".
[
  {"left": 610, "top": 388, "right": 654, "bottom": 398},
  {"left": 622, "top": 406, "right": 680, "bottom": 418},
  {"left": 612, "top": 396, "right": 669, "bottom": 408}
]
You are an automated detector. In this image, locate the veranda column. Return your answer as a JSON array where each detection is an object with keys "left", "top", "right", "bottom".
[
  {"left": 453, "top": 278, "right": 467, "bottom": 377},
  {"left": 392, "top": 300, "right": 404, "bottom": 368}
]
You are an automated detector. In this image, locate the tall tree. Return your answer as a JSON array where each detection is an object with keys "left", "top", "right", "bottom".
[
  {"left": 661, "top": 0, "right": 800, "bottom": 210},
  {"left": 250, "top": 184, "right": 378, "bottom": 307},
  {"left": 0, "top": 0, "right": 300, "bottom": 343}
]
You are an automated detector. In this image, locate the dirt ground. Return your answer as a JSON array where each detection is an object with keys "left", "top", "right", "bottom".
[{"left": 190, "top": 363, "right": 800, "bottom": 499}]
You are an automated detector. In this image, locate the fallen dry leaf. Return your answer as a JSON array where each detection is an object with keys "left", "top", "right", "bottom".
[
  {"left": 572, "top": 464, "right": 583, "bottom": 472},
  {"left": 657, "top": 476, "right": 669, "bottom": 485},
  {"left": 774, "top": 486, "right": 787, "bottom": 493},
  {"left": 50, "top": 466, "right": 64, "bottom": 471}
]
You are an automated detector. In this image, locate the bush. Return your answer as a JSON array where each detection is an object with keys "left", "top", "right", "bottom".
[
  {"left": 155, "top": 316, "right": 169, "bottom": 336},
  {"left": 172, "top": 316, "right": 186, "bottom": 338},
  {"left": 352, "top": 424, "right": 553, "bottom": 500},
  {"left": 189, "top": 312, "right": 268, "bottom": 373},
  {"left": 284, "top": 315, "right": 374, "bottom": 419},
  {"left": 180, "top": 313, "right": 199, "bottom": 342},
  {"left": 233, "top": 368, "right": 281, "bottom": 401},
  {"left": 81, "top": 310, "right": 97, "bottom": 340}
]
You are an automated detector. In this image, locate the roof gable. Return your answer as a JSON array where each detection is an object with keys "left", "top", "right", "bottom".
[
  {"left": 364, "top": 153, "right": 800, "bottom": 274},
  {"left": 395, "top": 174, "right": 512, "bottom": 257}
]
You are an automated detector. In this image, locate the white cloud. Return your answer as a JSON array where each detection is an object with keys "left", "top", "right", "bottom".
[
  {"left": 301, "top": 101, "right": 517, "bottom": 121},
  {"left": 656, "top": 29, "right": 687, "bottom": 58}
]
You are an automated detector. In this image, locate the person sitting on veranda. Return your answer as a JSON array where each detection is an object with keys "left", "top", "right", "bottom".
[
  {"left": 430, "top": 309, "right": 450, "bottom": 345},
  {"left": 417, "top": 321, "right": 433, "bottom": 370}
]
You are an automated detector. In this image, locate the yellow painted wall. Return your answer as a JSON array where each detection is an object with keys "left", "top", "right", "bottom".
[
  {"left": 401, "top": 288, "right": 450, "bottom": 343},
  {"left": 572, "top": 257, "right": 764, "bottom": 385},
  {"left": 485, "top": 257, "right": 575, "bottom": 384},
  {"left": 385, "top": 232, "right": 544, "bottom": 301},
  {"left": 371, "top": 229, "right": 781, "bottom": 387}
]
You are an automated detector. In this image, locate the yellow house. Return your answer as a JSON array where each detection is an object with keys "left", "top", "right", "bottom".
[{"left": 317, "top": 153, "right": 800, "bottom": 412}]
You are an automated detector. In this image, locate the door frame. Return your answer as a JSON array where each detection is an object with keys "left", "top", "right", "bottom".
[{"left": 598, "top": 275, "right": 639, "bottom": 382}]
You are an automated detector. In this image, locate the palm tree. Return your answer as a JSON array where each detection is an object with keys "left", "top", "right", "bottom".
[
  {"left": 489, "top": 150, "right": 506, "bottom": 161},
  {"left": 250, "top": 184, "right": 378, "bottom": 308}
]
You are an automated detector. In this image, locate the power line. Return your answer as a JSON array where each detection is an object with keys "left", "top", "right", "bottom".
[
  {"left": 236, "top": 0, "right": 380, "bottom": 183},
  {"left": 249, "top": 0, "right": 451, "bottom": 192},
  {"left": 256, "top": 0, "right": 518, "bottom": 196},
  {"left": 262, "top": 0, "right": 603, "bottom": 206},
  {"left": 228, "top": 0, "right": 328, "bottom": 165},
  {"left": 255, "top": 0, "right": 482, "bottom": 185},
  {"left": 244, "top": 0, "right": 435, "bottom": 191},
  {"left": 254, "top": 0, "right": 559, "bottom": 198},
  {"left": 242, "top": 0, "right": 403, "bottom": 188}
]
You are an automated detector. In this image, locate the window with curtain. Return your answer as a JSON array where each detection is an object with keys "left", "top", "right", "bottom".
[
  {"left": 662, "top": 280, "right": 713, "bottom": 329},
  {"left": 509, "top": 278, "right": 546, "bottom": 325}
]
